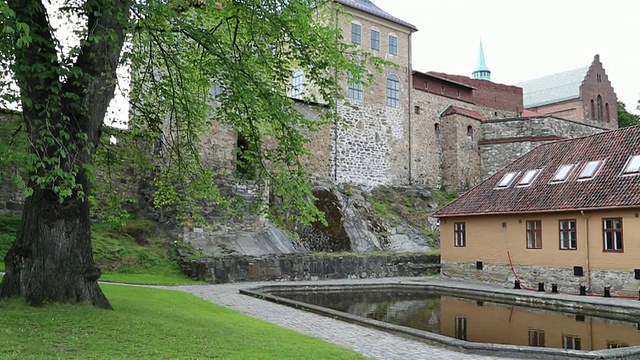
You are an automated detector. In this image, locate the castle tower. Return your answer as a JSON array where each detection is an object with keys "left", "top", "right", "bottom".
[{"left": 472, "top": 41, "right": 491, "bottom": 80}]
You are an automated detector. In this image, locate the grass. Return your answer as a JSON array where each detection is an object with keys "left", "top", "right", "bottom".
[
  {"left": 0, "top": 215, "right": 199, "bottom": 285},
  {"left": 0, "top": 284, "right": 366, "bottom": 359}
]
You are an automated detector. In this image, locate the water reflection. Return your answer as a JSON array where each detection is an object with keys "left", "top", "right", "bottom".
[{"left": 272, "top": 289, "right": 640, "bottom": 350}]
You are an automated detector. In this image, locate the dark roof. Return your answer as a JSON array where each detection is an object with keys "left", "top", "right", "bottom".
[
  {"left": 413, "top": 70, "right": 475, "bottom": 90},
  {"left": 441, "top": 106, "right": 484, "bottom": 121},
  {"left": 335, "top": 0, "right": 418, "bottom": 31},
  {"left": 434, "top": 126, "right": 640, "bottom": 217}
]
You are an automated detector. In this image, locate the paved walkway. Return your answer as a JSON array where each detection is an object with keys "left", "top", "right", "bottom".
[{"left": 174, "top": 278, "right": 521, "bottom": 360}]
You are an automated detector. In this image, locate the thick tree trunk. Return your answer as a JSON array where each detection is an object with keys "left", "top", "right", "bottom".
[{"left": 0, "top": 170, "right": 111, "bottom": 309}]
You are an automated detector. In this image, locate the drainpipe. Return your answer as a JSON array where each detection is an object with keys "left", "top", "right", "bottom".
[
  {"left": 332, "top": 6, "right": 340, "bottom": 182},
  {"left": 407, "top": 29, "right": 414, "bottom": 185},
  {"left": 581, "top": 210, "right": 591, "bottom": 290}
]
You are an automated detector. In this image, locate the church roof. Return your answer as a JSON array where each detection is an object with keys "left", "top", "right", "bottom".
[
  {"left": 517, "top": 66, "right": 589, "bottom": 108},
  {"left": 434, "top": 126, "right": 640, "bottom": 217},
  {"left": 335, "top": 0, "right": 418, "bottom": 31}
]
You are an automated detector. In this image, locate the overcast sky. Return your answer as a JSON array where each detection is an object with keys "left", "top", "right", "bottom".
[{"left": 373, "top": 0, "right": 640, "bottom": 114}]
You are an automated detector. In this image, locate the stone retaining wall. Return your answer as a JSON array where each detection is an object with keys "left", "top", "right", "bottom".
[
  {"left": 442, "top": 260, "right": 640, "bottom": 296},
  {"left": 179, "top": 252, "right": 440, "bottom": 283}
]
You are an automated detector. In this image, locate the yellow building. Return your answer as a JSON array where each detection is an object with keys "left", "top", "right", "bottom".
[{"left": 434, "top": 126, "right": 640, "bottom": 296}]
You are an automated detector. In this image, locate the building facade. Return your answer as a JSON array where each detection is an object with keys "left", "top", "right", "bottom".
[{"left": 434, "top": 126, "right": 640, "bottom": 296}]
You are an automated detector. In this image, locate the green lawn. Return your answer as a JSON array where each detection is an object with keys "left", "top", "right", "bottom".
[{"left": 0, "top": 284, "right": 366, "bottom": 359}]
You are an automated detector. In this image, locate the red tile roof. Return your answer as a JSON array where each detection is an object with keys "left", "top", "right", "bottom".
[
  {"left": 434, "top": 126, "right": 640, "bottom": 217},
  {"left": 441, "top": 106, "right": 485, "bottom": 121}
]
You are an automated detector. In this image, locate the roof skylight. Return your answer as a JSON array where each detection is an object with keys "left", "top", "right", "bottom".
[
  {"left": 577, "top": 160, "right": 603, "bottom": 180},
  {"left": 496, "top": 172, "right": 518, "bottom": 188},
  {"left": 623, "top": 155, "right": 640, "bottom": 175},
  {"left": 551, "top": 164, "right": 575, "bottom": 183},
  {"left": 517, "top": 169, "right": 541, "bottom": 187}
]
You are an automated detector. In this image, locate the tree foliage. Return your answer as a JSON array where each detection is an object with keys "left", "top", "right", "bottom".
[
  {"left": 617, "top": 101, "right": 640, "bottom": 128},
  {"left": 0, "top": 0, "right": 379, "bottom": 307}
]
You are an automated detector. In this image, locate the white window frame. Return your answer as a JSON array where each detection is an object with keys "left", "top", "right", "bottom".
[
  {"left": 577, "top": 160, "right": 604, "bottom": 180},
  {"left": 622, "top": 155, "right": 640, "bottom": 175},
  {"left": 291, "top": 70, "right": 304, "bottom": 98},
  {"left": 550, "top": 164, "right": 575, "bottom": 183},
  {"left": 496, "top": 172, "right": 518, "bottom": 188},
  {"left": 347, "top": 72, "right": 363, "bottom": 100},
  {"left": 516, "top": 169, "right": 541, "bottom": 187}
]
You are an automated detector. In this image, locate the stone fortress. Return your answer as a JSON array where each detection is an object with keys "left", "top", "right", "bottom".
[
  {"left": 196, "top": 0, "right": 618, "bottom": 194},
  {"left": 0, "top": 0, "right": 619, "bottom": 215}
]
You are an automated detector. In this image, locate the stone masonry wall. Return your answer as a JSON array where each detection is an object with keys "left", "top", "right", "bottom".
[
  {"left": 442, "top": 260, "right": 640, "bottom": 297},
  {"left": 179, "top": 252, "right": 440, "bottom": 283},
  {"left": 480, "top": 117, "right": 605, "bottom": 178}
]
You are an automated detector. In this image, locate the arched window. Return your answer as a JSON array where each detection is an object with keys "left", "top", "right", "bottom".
[
  {"left": 605, "top": 103, "right": 610, "bottom": 122},
  {"left": 590, "top": 99, "right": 595, "bottom": 119},
  {"left": 467, "top": 126, "right": 474, "bottom": 142},
  {"left": 597, "top": 95, "right": 603, "bottom": 120},
  {"left": 291, "top": 70, "right": 304, "bottom": 98},
  {"left": 386, "top": 74, "right": 400, "bottom": 108},
  {"left": 435, "top": 123, "right": 440, "bottom": 137}
]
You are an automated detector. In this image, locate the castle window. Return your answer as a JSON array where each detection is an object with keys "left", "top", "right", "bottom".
[
  {"left": 424, "top": 80, "right": 428, "bottom": 90},
  {"left": 236, "top": 133, "right": 256, "bottom": 179},
  {"left": 605, "top": 102, "right": 610, "bottom": 122},
  {"left": 388, "top": 34, "right": 398, "bottom": 56},
  {"left": 457, "top": 90, "right": 461, "bottom": 98},
  {"left": 351, "top": 22, "right": 361, "bottom": 45},
  {"left": 440, "top": 85, "right": 445, "bottom": 94},
  {"left": 597, "top": 74, "right": 602, "bottom": 82},
  {"left": 578, "top": 160, "right": 603, "bottom": 180},
  {"left": 597, "top": 95, "right": 603, "bottom": 120},
  {"left": 370, "top": 29, "right": 380, "bottom": 50},
  {"left": 291, "top": 70, "right": 304, "bottom": 98},
  {"left": 347, "top": 72, "right": 363, "bottom": 100},
  {"left": 434, "top": 123, "right": 440, "bottom": 136},
  {"left": 466, "top": 125, "right": 473, "bottom": 143},
  {"left": 386, "top": 74, "right": 400, "bottom": 108},
  {"left": 590, "top": 99, "right": 595, "bottom": 119},
  {"left": 414, "top": 106, "right": 420, "bottom": 115}
]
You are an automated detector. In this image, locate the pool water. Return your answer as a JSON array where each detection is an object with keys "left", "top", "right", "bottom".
[{"left": 271, "top": 289, "right": 640, "bottom": 351}]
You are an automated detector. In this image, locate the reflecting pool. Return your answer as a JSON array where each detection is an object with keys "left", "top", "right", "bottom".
[{"left": 270, "top": 289, "right": 640, "bottom": 351}]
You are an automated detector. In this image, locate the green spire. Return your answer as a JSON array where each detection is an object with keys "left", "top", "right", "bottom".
[{"left": 472, "top": 41, "right": 491, "bottom": 80}]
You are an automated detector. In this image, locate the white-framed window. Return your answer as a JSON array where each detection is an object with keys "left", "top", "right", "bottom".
[
  {"left": 551, "top": 164, "right": 575, "bottom": 183},
  {"left": 454, "top": 222, "right": 466, "bottom": 247},
  {"left": 351, "top": 22, "right": 361, "bottom": 45},
  {"left": 528, "top": 329, "right": 545, "bottom": 347},
  {"left": 291, "top": 70, "right": 304, "bottom": 98},
  {"left": 347, "top": 72, "right": 363, "bottom": 100},
  {"left": 559, "top": 219, "right": 577, "bottom": 250},
  {"left": 517, "top": 169, "right": 541, "bottom": 187},
  {"left": 603, "top": 218, "right": 623, "bottom": 252},
  {"left": 623, "top": 155, "right": 640, "bottom": 175},
  {"left": 496, "top": 172, "right": 518, "bottom": 188},
  {"left": 563, "top": 335, "right": 581, "bottom": 350},
  {"left": 526, "top": 220, "right": 542, "bottom": 249},
  {"left": 370, "top": 29, "right": 380, "bottom": 50},
  {"left": 577, "top": 160, "right": 604, "bottom": 180},
  {"left": 388, "top": 34, "right": 398, "bottom": 55},
  {"left": 386, "top": 74, "right": 400, "bottom": 108}
]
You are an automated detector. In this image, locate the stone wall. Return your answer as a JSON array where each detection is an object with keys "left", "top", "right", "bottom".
[
  {"left": 179, "top": 252, "right": 440, "bottom": 283},
  {"left": 480, "top": 116, "right": 606, "bottom": 178},
  {"left": 441, "top": 260, "right": 640, "bottom": 296}
]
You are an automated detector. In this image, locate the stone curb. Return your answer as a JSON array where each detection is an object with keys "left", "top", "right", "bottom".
[{"left": 240, "top": 280, "right": 640, "bottom": 360}]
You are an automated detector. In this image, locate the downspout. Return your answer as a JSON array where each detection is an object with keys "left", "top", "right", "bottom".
[
  {"left": 333, "top": 5, "right": 340, "bottom": 182},
  {"left": 407, "top": 29, "right": 414, "bottom": 184},
  {"left": 581, "top": 210, "right": 591, "bottom": 290}
]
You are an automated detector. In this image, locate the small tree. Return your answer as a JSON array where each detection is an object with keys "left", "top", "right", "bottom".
[
  {"left": 617, "top": 101, "right": 640, "bottom": 128},
  {"left": 0, "top": 0, "right": 377, "bottom": 308}
]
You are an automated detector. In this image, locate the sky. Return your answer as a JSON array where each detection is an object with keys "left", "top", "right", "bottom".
[{"left": 373, "top": 0, "right": 640, "bottom": 114}]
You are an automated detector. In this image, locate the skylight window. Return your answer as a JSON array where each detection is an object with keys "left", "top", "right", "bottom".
[
  {"left": 496, "top": 172, "right": 518, "bottom": 188},
  {"left": 623, "top": 155, "right": 640, "bottom": 175},
  {"left": 578, "top": 160, "right": 604, "bottom": 180},
  {"left": 517, "top": 169, "right": 541, "bottom": 187},
  {"left": 551, "top": 164, "right": 575, "bottom": 183}
]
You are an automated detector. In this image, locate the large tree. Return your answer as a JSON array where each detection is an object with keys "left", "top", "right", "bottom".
[
  {"left": 0, "top": 0, "right": 374, "bottom": 308},
  {"left": 617, "top": 101, "right": 640, "bottom": 128}
]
